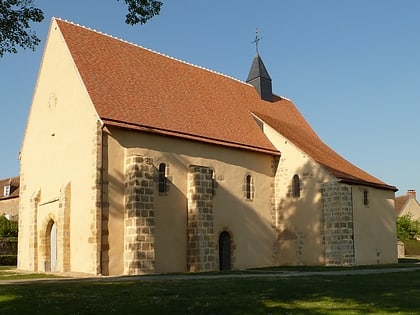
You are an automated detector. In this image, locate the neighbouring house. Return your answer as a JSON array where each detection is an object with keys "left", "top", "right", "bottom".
[
  {"left": 0, "top": 176, "right": 19, "bottom": 221},
  {"left": 395, "top": 190, "right": 420, "bottom": 219},
  {"left": 18, "top": 18, "right": 398, "bottom": 276}
]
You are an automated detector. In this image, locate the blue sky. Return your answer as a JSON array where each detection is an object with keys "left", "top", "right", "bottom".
[{"left": 1, "top": 0, "right": 419, "bottom": 196}]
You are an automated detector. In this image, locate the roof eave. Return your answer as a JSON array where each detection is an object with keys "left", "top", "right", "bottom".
[
  {"left": 103, "top": 119, "right": 281, "bottom": 156},
  {"left": 337, "top": 177, "right": 398, "bottom": 192}
]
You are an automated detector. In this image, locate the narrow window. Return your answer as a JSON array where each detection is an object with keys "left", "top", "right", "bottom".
[
  {"left": 363, "top": 190, "right": 369, "bottom": 206},
  {"left": 158, "top": 163, "right": 167, "bottom": 193},
  {"left": 246, "top": 175, "right": 254, "bottom": 200},
  {"left": 292, "top": 174, "right": 300, "bottom": 198},
  {"left": 210, "top": 169, "right": 215, "bottom": 197}
]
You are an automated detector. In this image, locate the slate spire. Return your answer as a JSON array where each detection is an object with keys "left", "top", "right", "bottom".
[{"left": 246, "top": 52, "right": 273, "bottom": 102}]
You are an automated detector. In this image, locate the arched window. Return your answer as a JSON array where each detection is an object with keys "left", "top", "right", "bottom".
[
  {"left": 158, "top": 163, "right": 167, "bottom": 193},
  {"left": 292, "top": 174, "right": 300, "bottom": 198},
  {"left": 246, "top": 175, "right": 254, "bottom": 200}
]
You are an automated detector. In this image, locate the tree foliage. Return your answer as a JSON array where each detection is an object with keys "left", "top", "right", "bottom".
[
  {"left": 118, "top": 0, "right": 162, "bottom": 25},
  {"left": 0, "top": 215, "right": 18, "bottom": 237},
  {"left": 396, "top": 213, "right": 420, "bottom": 241},
  {"left": 0, "top": 0, "right": 44, "bottom": 57},
  {"left": 0, "top": 0, "right": 163, "bottom": 57}
]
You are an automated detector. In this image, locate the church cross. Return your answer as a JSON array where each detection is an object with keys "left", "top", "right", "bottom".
[{"left": 251, "top": 28, "right": 262, "bottom": 53}]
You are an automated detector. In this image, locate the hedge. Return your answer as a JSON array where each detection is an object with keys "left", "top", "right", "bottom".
[
  {"left": 403, "top": 240, "right": 420, "bottom": 255},
  {"left": 0, "top": 255, "right": 17, "bottom": 266}
]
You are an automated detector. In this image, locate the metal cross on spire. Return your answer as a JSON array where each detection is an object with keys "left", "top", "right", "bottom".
[{"left": 251, "top": 28, "right": 262, "bottom": 53}]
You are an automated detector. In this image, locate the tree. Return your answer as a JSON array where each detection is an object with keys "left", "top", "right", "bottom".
[
  {"left": 0, "top": 215, "right": 18, "bottom": 237},
  {"left": 0, "top": 0, "right": 43, "bottom": 57},
  {"left": 396, "top": 213, "right": 420, "bottom": 241},
  {"left": 119, "top": 0, "right": 162, "bottom": 25},
  {"left": 0, "top": 0, "right": 163, "bottom": 57}
]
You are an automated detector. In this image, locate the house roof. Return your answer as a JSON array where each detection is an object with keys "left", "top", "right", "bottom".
[
  {"left": 54, "top": 19, "right": 396, "bottom": 191},
  {"left": 395, "top": 195, "right": 410, "bottom": 216},
  {"left": 395, "top": 191, "right": 420, "bottom": 216},
  {"left": 0, "top": 176, "right": 19, "bottom": 200}
]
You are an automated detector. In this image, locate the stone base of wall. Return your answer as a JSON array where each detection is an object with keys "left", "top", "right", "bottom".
[
  {"left": 322, "top": 181, "right": 355, "bottom": 266},
  {"left": 397, "top": 241, "right": 405, "bottom": 258}
]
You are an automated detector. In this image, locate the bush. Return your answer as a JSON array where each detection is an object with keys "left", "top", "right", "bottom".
[
  {"left": 397, "top": 213, "right": 420, "bottom": 240},
  {"left": 0, "top": 255, "right": 17, "bottom": 266},
  {"left": 0, "top": 215, "right": 18, "bottom": 237}
]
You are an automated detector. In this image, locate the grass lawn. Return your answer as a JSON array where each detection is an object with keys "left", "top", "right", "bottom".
[
  {"left": 0, "top": 264, "right": 420, "bottom": 314},
  {"left": 0, "top": 266, "right": 63, "bottom": 281}
]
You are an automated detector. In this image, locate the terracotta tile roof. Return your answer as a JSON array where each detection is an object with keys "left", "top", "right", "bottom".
[
  {"left": 395, "top": 195, "right": 410, "bottom": 216},
  {"left": 0, "top": 176, "right": 19, "bottom": 200},
  {"left": 55, "top": 19, "right": 396, "bottom": 191},
  {"left": 395, "top": 191, "right": 420, "bottom": 216}
]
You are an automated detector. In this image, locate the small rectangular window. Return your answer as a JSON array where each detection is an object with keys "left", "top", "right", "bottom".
[
  {"left": 3, "top": 185, "right": 11, "bottom": 197},
  {"left": 246, "top": 175, "right": 254, "bottom": 200},
  {"left": 363, "top": 190, "right": 369, "bottom": 206},
  {"left": 210, "top": 169, "right": 215, "bottom": 197},
  {"left": 158, "top": 163, "right": 167, "bottom": 193}
]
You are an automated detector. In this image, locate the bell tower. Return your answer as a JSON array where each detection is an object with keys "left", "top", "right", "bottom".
[{"left": 246, "top": 29, "right": 273, "bottom": 102}]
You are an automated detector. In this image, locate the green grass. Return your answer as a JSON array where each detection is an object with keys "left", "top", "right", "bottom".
[
  {"left": 0, "top": 264, "right": 420, "bottom": 314},
  {"left": 0, "top": 266, "right": 63, "bottom": 281}
]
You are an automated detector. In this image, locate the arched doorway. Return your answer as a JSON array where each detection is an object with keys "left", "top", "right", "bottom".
[
  {"left": 219, "top": 231, "right": 231, "bottom": 271},
  {"left": 49, "top": 221, "right": 57, "bottom": 272},
  {"left": 43, "top": 219, "right": 57, "bottom": 272}
]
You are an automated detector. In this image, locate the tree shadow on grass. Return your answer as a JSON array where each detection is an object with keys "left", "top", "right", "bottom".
[{"left": 1, "top": 270, "right": 420, "bottom": 314}]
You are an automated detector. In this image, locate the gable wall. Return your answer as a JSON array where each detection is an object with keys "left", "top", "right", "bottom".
[
  {"left": 399, "top": 198, "right": 420, "bottom": 219},
  {"left": 103, "top": 127, "right": 277, "bottom": 275},
  {"left": 18, "top": 20, "right": 101, "bottom": 274}
]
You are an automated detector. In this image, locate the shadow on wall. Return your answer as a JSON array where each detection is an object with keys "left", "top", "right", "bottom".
[
  {"left": 100, "top": 154, "right": 330, "bottom": 273},
  {"left": 274, "top": 160, "right": 330, "bottom": 266},
  {"left": 99, "top": 129, "right": 397, "bottom": 273},
  {"left": 101, "top": 158, "right": 189, "bottom": 275}
]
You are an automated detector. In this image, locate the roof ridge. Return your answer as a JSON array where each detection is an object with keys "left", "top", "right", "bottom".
[{"left": 53, "top": 17, "right": 247, "bottom": 86}]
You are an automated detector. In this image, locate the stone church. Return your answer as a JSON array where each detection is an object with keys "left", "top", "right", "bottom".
[{"left": 18, "top": 18, "right": 398, "bottom": 276}]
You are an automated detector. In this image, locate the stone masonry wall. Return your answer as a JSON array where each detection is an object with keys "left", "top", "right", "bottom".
[
  {"left": 322, "top": 181, "right": 355, "bottom": 266},
  {"left": 58, "top": 183, "right": 71, "bottom": 272},
  {"left": 187, "top": 165, "right": 215, "bottom": 272},
  {"left": 89, "top": 121, "right": 103, "bottom": 274},
  {"left": 124, "top": 154, "right": 155, "bottom": 275},
  {"left": 270, "top": 156, "right": 281, "bottom": 263},
  {"left": 29, "top": 190, "right": 40, "bottom": 271}
]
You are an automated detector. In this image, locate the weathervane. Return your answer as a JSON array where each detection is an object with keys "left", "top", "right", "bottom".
[{"left": 251, "top": 28, "right": 262, "bottom": 53}]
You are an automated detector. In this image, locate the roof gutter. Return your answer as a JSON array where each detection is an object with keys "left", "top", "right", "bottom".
[{"left": 338, "top": 178, "right": 398, "bottom": 192}]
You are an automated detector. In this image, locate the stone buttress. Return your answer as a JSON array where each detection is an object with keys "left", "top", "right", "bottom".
[
  {"left": 322, "top": 181, "right": 355, "bottom": 266},
  {"left": 187, "top": 165, "right": 216, "bottom": 272},
  {"left": 124, "top": 154, "right": 155, "bottom": 275}
]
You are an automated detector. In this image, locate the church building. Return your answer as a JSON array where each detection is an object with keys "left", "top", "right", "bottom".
[{"left": 18, "top": 18, "right": 398, "bottom": 276}]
